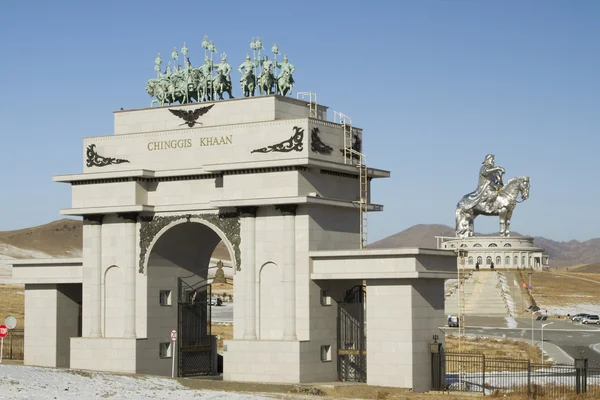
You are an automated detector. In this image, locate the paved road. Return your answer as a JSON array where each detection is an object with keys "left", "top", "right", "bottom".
[
  {"left": 211, "top": 302, "right": 233, "bottom": 323},
  {"left": 442, "top": 316, "right": 600, "bottom": 366}
]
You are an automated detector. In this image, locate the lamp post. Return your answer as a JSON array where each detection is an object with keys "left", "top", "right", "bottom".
[
  {"left": 541, "top": 321, "right": 553, "bottom": 363},
  {"left": 528, "top": 271, "right": 533, "bottom": 344}
]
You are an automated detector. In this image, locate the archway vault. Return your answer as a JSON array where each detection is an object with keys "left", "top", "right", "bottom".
[{"left": 138, "top": 212, "right": 241, "bottom": 273}]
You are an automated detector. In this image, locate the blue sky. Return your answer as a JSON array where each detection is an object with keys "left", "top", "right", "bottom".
[{"left": 0, "top": 1, "right": 598, "bottom": 242}]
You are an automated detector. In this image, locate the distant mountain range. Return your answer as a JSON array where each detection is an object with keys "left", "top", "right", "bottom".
[
  {"left": 0, "top": 220, "right": 598, "bottom": 269},
  {"left": 368, "top": 224, "right": 600, "bottom": 268}
]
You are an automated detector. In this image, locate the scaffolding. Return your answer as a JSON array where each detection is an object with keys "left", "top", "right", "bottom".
[
  {"left": 334, "top": 111, "right": 368, "bottom": 249},
  {"left": 454, "top": 243, "right": 467, "bottom": 389},
  {"left": 296, "top": 92, "right": 317, "bottom": 118}
]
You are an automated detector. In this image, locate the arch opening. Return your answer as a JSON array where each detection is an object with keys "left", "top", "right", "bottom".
[{"left": 141, "top": 220, "right": 234, "bottom": 377}]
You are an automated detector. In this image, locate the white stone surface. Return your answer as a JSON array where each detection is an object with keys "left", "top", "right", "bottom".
[
  {"left": 24, "top": 284, "right": 80, "bottom": 368},
  {"left": 436, "top": 236, "right": 549, "bottom": 270},
  {"left": 12, "top": 94, "right": 451, "bottom": 392}
]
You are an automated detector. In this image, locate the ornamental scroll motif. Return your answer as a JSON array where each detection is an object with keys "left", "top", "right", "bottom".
[
  {"left": 310, "top": 127, "right": 333, "bottom": 155},
  {"left": 86, "top": 144, "right": 130, "bottom": 167},
  {"left": 138, "top": 212, "right": 241, "bottom": 273},
  {"left": 251, "top": 126, "right": 304, "bottom": 153}
]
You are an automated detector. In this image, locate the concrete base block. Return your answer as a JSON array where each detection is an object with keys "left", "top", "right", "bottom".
[
  {"left": 223, "top": 340, "right": 301, "bottom": 383},
  {"left": 70, "top": 338, "right": 137, "bottom": 373}
]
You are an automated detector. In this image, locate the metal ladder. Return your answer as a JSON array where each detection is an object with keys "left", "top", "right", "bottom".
[
  {"left": 297, "top": 92, "right": 317, "bottom": 118},
  {"left": 356, "top": 155, "right": 369, "bottom": 249},
  {"left": 334, "top": 111, "right": 369, "bottom": 249}
]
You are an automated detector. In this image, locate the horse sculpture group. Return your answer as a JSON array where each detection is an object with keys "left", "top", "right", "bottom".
[
  {"left": 146, "top": 62, "right": 294, "bottom": 107},
  {"left": 455, "top": 155, "right": 531, "bottom": 238}
]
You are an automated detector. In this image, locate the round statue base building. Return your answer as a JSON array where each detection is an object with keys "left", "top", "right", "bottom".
[{"left": 436, "top": 236, "right": 549, "bottom": 270}]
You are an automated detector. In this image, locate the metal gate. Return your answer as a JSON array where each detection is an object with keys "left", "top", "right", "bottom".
[
  {"left": 178, "top": 280, "right": 213, "bottom": 377},
  {"left": 337, "top": 285, "right": 367, "bottom": 382}
]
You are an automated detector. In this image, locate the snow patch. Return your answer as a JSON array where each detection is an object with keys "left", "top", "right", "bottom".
[
  {"left": 0, "top": 244, "right": 52, "bottom": 260},
  {"left": 0, "top": 365, "right": 275, "bottom": 399},
  {"left": 535, "top": 303, "right": 600, "bottom": 317},
  {"left": 505, "top": 317, "right": 518, "bottom": 329},
  {"left": 497, "top": 273, "right": 516, "bottom": 317}
]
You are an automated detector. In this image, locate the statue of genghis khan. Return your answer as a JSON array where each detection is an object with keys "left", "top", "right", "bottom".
[{"left": 455, "top": 154, "right": 531, "bottom": 238}]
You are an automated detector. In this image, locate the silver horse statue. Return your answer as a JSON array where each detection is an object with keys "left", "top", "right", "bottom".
[{"left": 455, "top": 154, "right": 530, "bottom": 238}]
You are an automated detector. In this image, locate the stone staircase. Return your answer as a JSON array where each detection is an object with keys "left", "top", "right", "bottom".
[{"left": 445, "top": 270, "right": 516, "bottom": 316}]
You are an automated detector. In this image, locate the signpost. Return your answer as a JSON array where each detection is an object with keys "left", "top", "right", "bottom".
[
  {"left": 170, "top": 329, "right": 177, "bottom": 378},
  {"left": 0, "top": 324, "right": 7, "bottom": 363}
]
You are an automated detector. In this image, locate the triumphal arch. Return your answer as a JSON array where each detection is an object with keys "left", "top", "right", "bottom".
[{"left": 11, "top": 38, "right": 456, "bottom": 391}]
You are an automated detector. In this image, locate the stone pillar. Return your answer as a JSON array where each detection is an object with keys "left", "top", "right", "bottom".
[
  {"left": 276, "top": 204, "right": 297, "bottom": 340},
  {"left": 118, "top": 212, "right": 138, "bottom": 339},
  {"left": 84, "top": 214, "right": 103, "bottom": 338},
  {"left": 238, "top": 207, "right": 258, "bottom": 340}
]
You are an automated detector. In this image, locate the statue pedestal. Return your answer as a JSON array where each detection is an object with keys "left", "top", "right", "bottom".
[{"left": 435, "top": 236, "right": 549, "bottom": 271}]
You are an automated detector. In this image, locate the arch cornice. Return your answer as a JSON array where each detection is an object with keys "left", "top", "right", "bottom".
[{"left": 138, "top": 212, "right": 240, "bottom": 273}]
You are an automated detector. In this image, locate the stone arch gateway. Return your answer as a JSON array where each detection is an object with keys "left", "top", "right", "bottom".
[{"left": 12, "top": 94, "right": 456, "bottom": 391}]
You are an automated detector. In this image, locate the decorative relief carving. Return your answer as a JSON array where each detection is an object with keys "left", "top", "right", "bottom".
[
  {"left": 117, "top": 212, "right": 138, "bottom": 223},
  {"left": 310, "top": 127, "right": 333, "bottom": 155},
  {"left": 237, "top": 206, "right": 258, "bottom": 218},
  {"left": 168, "top": 104, "right": 214, "bottom": 127},
  {"left": 83, "top": 214, "right": 104, "bottom": 225},
  {"left": 139, "top": 212, "right": 241, "bottom": 273},
  {"left": 275, "top": 204, "right": 298, "bottom": 216},
  {"left": 340, "top": 131, "right": 362, "bottom": 161},
  {"left": 86, "top": 144, "right": 130, "bottom": 167},
  {"left": 251, "top": 126, "right": 304, "bottom": 154}
]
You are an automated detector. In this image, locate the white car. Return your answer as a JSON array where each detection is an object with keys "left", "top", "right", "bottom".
[{"left": 582, "top": 315, "right": 600, "bottom": 324}]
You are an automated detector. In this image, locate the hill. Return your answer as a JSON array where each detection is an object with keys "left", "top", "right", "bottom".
[
  {"left": 368, "top": 224, "right": 600, "bottom": 267},
  {"left": 0, "top": 218, "right": 231, "bottom": 262},
  {"left": 0, "top": 219, "right": 83, "bottom": 259}
]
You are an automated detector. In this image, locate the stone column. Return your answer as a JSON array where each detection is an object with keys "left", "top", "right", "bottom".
[
  {"left": 238, "top": 207, "right": 258, "bottom": 340},
  {"left": 118, "top": 212, "right": 138, "bottom": 339},
  {"left": 276, "top": 204, "right": 297, "bottom": 340},
  {"left": 84, "top": 215, "right": 103, "bottom": 338}
]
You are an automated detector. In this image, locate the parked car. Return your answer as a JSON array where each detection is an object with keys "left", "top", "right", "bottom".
[
  {"left": 582, "top": 315, "right": 600, "bottom": 325},
  {"left": 208, "top": 296, "right": 223, "bottom": 306},
  {"left": 447, "top": 315, "right": 459, "bottom": 327},
  {"left": 571, "top": 313, "right": 591, "bottom": 322}
]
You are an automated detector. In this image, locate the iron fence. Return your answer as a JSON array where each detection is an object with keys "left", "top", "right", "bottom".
[
  {"left": 1, "top": 329, "right": 23, "bottom": 360},
  {"left": 433, "top": 350, "right": 600, "bottom": 398}
]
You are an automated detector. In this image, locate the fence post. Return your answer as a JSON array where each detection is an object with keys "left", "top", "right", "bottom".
[
  {"left": 527, "top": 360, "right": 531, "bottom": 397},
  {"left": 575, "top": 358, "right": 586, "bottom": 394},
  {"left": 583, "top": 358, "right": 588, "bottom": 394},
  {"left": 482, "top": 354, "right": 486, "bottom": 394}
]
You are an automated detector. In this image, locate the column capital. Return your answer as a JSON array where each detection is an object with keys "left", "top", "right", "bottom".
[
  {"left": 237, "top": 206, "right": 258, "bottom": 218},
  {"left": 83, "top": 214, "right": 104, "bottom": 225},
  {"left": 275, "top": 204, "right": 298, "bottom": 216},
  {"left": 117, "top": 212, "right": 138, "bottom": 223}
]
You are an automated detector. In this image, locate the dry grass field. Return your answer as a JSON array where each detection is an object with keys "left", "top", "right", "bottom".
[
  {"left": 211, "top": 323, "right": 233, "bottom": 353},
  {"left": 445, "top": 335, "right": 542, "bottom": 362},
  {"left": 0, "top": 284, "right": 25, "bottom": 328},
  {"left": 524, "top": 270, "right": 600, "bottom": 314}
]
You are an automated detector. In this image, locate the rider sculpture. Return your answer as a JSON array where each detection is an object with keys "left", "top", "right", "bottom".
[
  {"left": 274, "top": 55, "right": 295, "bottom": 96},
  {"left": 455, "top": 154, "right": 530, "bottom": 238},
  {"left": 212, "top": 54, "right": 234, "bottom": 100},
  {"left": 238, "top": 54, "right": 257, "bottom": 97},
  {"left": 146, "top": 40, "right": 298, "bottom": 105},
  {"left": 258, "top": 55, "right": 275, "bottom": 95}
]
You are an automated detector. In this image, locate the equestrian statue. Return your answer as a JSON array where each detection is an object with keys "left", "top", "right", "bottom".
[
  {"left": 455, "top": 154, "right": 530, "bottom": 238},
  {"left": 146, "top": 38, "right": 298, "bottom": 106}
]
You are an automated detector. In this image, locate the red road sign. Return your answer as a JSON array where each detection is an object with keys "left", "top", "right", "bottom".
[
  {"left": 0, "top": 325, "right": 7, "bottom": 338},
  {"left": 170, "top": 329, "right": 177, "bottom": 342}
]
